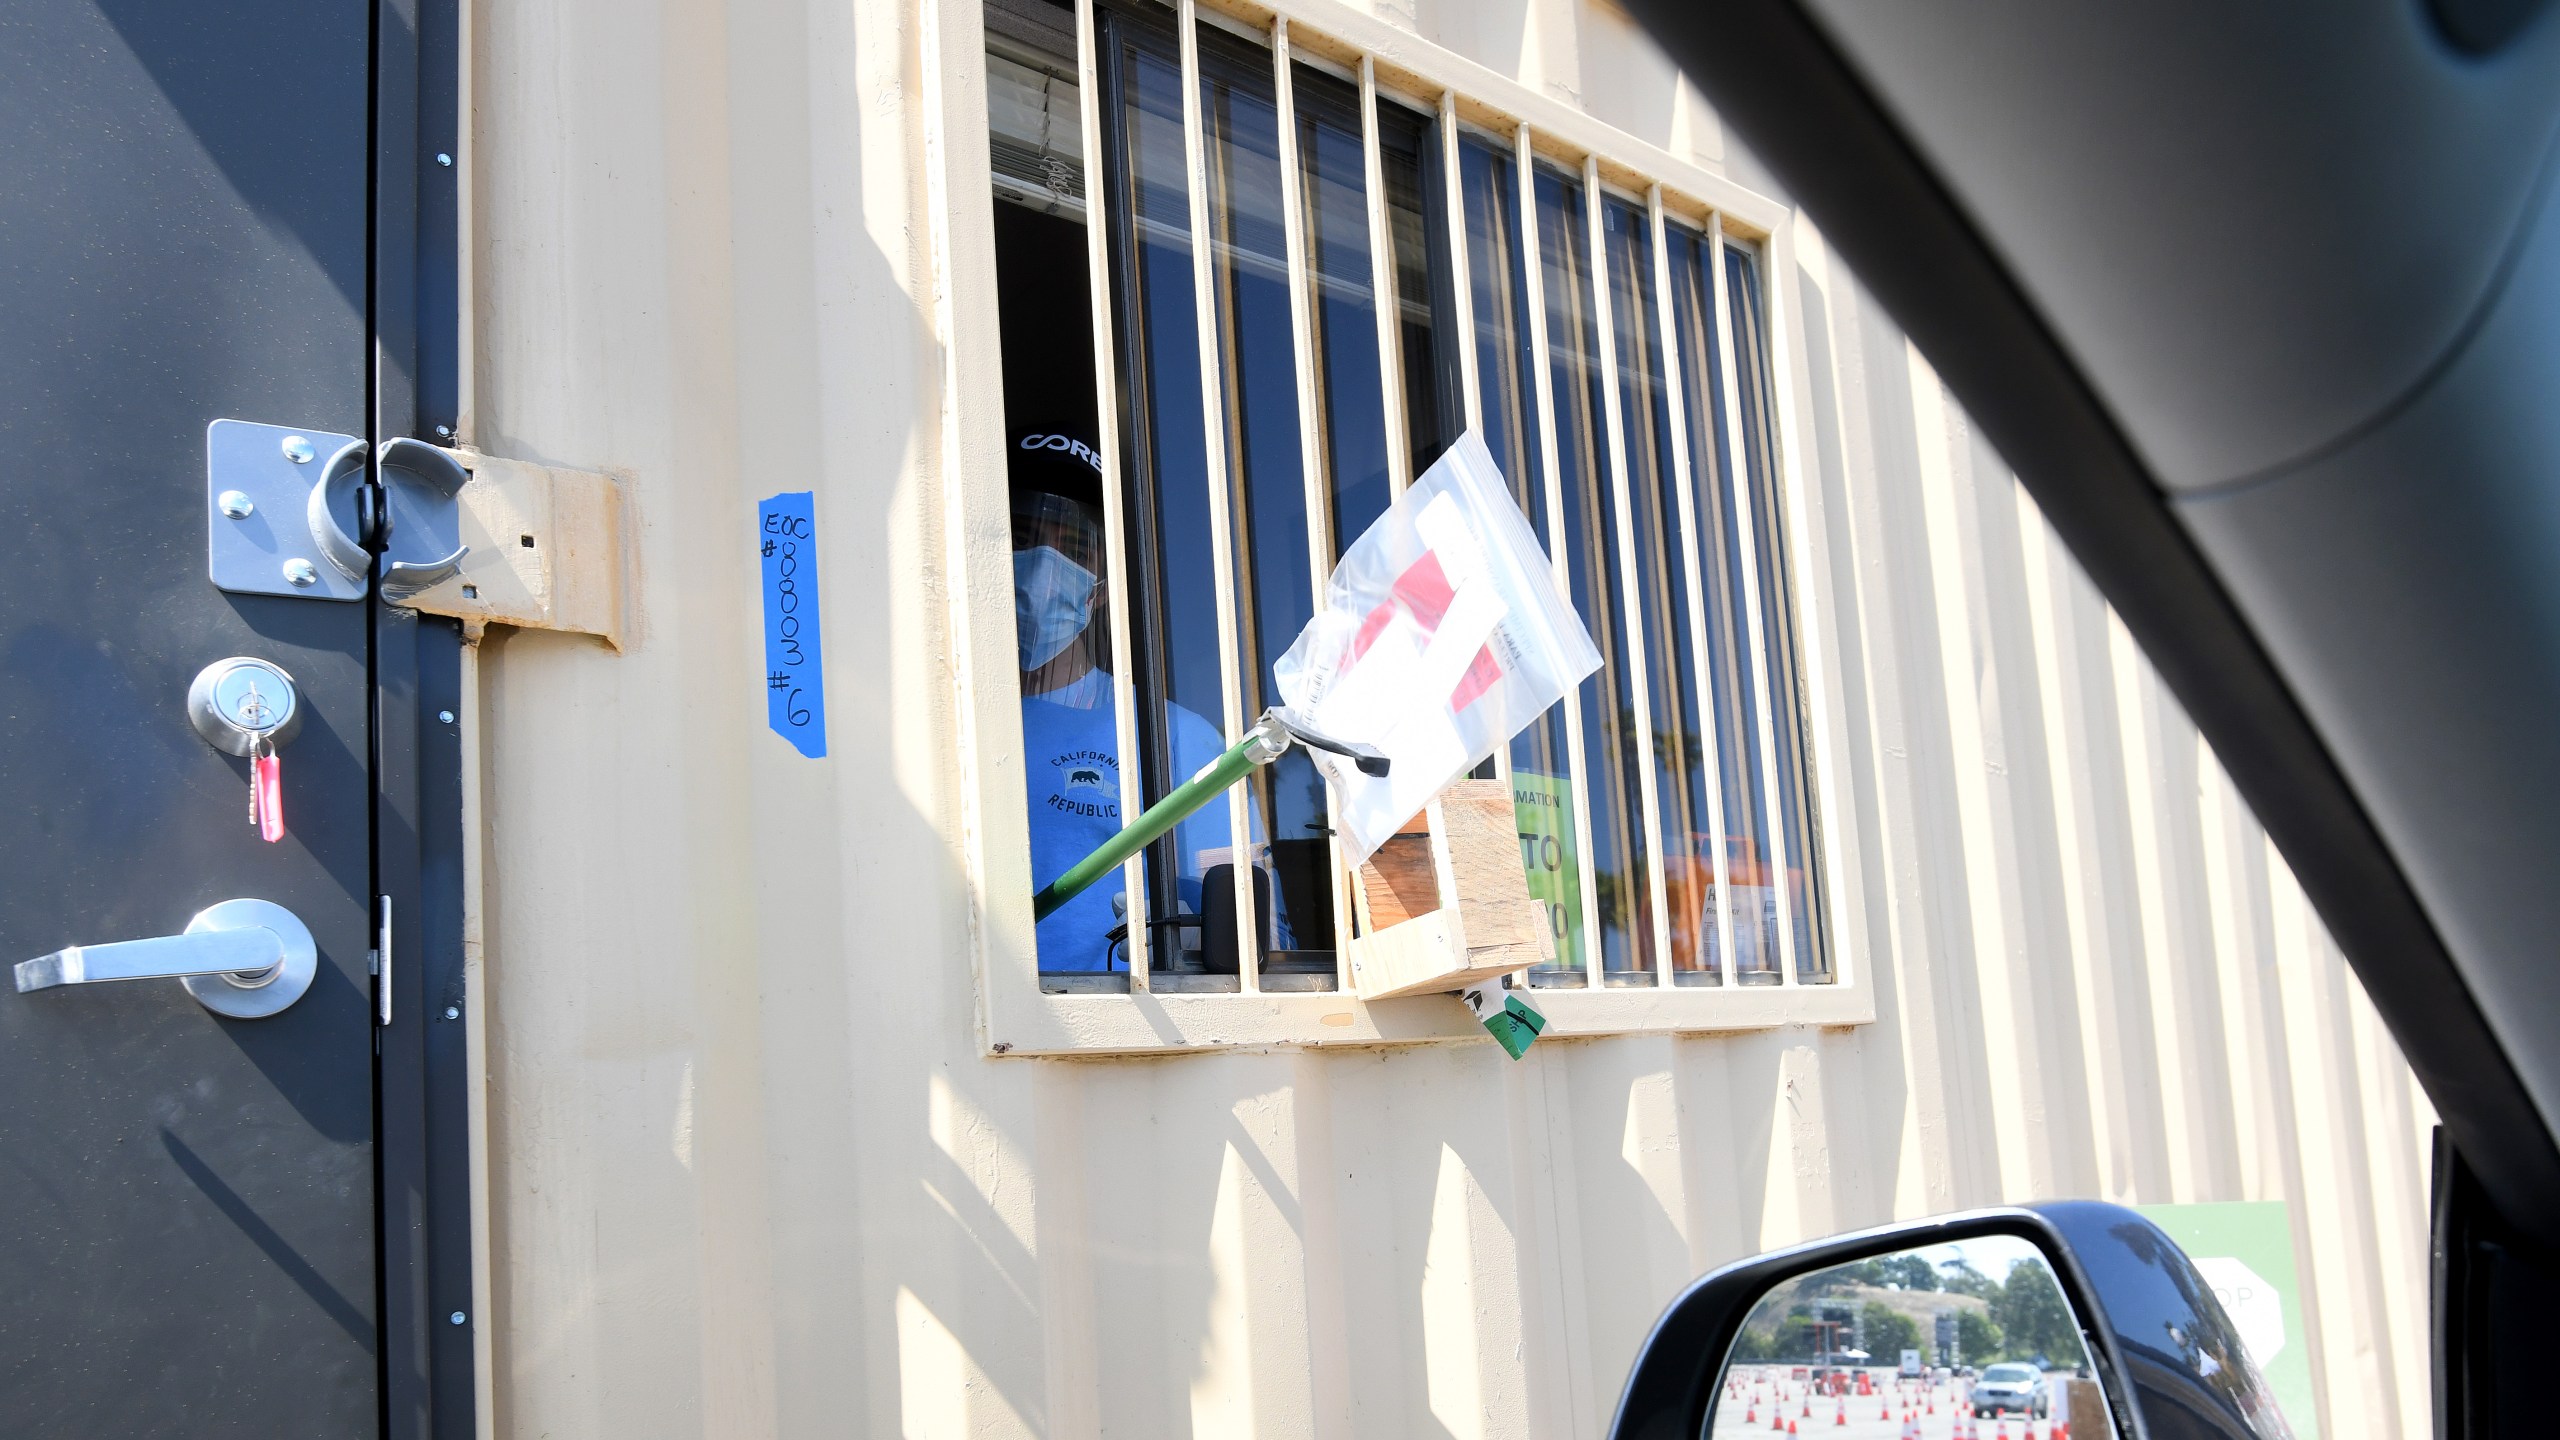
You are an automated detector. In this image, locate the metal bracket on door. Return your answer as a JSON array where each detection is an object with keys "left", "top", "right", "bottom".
[
  {"left": 207, "top": 419, "right": 472, "bottom": 601},
  {"left": 374, "top": 895, "right": 391, "bottom": 1026}
]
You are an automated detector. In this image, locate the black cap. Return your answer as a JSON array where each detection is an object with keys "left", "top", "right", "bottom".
[{"left": 1008, "top": 430, "right": 1105, "bottom": 510}]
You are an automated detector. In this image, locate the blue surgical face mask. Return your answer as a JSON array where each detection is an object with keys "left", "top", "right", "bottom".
[{"left": 1014, "top": 545, "right": 1098, "bottom": 671}]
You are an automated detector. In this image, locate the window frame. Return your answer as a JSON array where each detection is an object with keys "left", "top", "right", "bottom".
[{"left": 933, "top": 0, "right": 1870, "bottom": 1054}]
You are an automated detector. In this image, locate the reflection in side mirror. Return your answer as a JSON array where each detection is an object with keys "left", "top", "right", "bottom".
[
  {"left": 1708, "top": 1236, "right": 2116, "bottom": 1440},
  {"left": 1609, "top": 1206, "right": 2299, "bottom": 1440}
]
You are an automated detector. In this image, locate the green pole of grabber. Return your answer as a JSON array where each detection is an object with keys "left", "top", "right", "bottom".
[
  {"left": 1029, "top": 722, "right": 1283, "bottom": 921},
  {"left": 1028, "top": 709, "right": 1388, "bottom": 922}
]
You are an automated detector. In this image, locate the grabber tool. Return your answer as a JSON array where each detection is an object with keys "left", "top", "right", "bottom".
[{"left": 1029, "top": 707, "right": 1386, "bottom": 921}]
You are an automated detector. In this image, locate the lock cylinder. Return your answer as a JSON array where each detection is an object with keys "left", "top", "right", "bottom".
[{"left": 187, "top": 657, "right": 302, "bottom": 756}]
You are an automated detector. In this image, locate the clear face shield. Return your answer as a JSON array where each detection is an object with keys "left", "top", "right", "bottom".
[{"left": 1011, "top": 490, "right": 1107, "bottom": 674}]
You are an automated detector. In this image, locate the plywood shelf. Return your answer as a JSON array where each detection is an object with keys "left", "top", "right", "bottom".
[{"left": 1345, "top": 779, "right": 1554, "bottom": 1001}]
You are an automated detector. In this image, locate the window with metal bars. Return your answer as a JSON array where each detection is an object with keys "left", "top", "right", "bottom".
[{"left": 985, "top": 0, "right": 1832, "bottom": 1003}]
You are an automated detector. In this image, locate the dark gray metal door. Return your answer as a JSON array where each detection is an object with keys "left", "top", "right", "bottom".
[{"left": 0, "top": 2, "right": 385, "bottom": 1432}]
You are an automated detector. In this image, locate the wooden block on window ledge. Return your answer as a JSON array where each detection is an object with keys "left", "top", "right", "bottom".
[
  {"left": 1346, "top": 779, "right": 1554, "bottom": 1001},
  {"left": 398, "top": 448, "right": 627, "bottom": 649}
]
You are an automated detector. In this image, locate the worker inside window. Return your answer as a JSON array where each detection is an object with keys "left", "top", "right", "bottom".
[
  {"left": 988, "top": 1, "right": 1287, "bottom": 981},
  {"left": 1009, "top": 438, "right": 1255, "bottom": 973}
]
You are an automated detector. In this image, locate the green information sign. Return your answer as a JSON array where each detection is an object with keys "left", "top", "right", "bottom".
[
  {"left": 2134, "top": 1200, "right": 2317, "bottom": 1439},
  {"left": 1512, "top": 770, "right": 1582, "bottom": 970}
]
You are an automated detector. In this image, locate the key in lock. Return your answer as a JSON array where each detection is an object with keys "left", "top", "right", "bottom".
[{"left": 188, "top": 658, "right": 301, "bottom": 843}]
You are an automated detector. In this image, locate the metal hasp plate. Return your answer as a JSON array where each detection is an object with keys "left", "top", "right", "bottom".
[
  {"left": 207, "top": 419, "right": 472, "bottom": 600},
  {"left": 207, "top": 419, "right": 366, "bottom": 600}
]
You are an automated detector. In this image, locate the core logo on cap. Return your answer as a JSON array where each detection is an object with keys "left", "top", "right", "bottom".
[{"left": 1018, "top": 433, "right": 1104, "bottom": 474}]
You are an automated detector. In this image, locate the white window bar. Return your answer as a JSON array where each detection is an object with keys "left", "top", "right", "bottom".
[
  {"left": 1175, "top": 0, "right": 1262, "bottom": 989},
  {"left": 1269, "top": 17, "right": 1359, "bottom": 985},
  {"left": 1438, "top": 91, "right": 1512, "bottom": 793},
  {"left": 1648, "top": 184, "right": 1737, "bottom": 989},
  {"left": 1707, "top": 214, "right": 1800, "bottom": 986},
  {"left": 1076, "top": 0, "right": 1152, "bottom": 988},
  {"left": 1439, "top": 93, "right": 1483, "bottom": 433},
  {"left": 1583, "top": 155, "right": 1674, "bottom": 985},
  {"left": 1360, "top": 56, "right": 1413, "bottom": 498},
  {"left": 1514, "top": 126, "right": 1603, "bottom": 988}
]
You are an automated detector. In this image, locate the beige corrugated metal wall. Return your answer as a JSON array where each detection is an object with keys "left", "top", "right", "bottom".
[{"left": 461, "top": 0, "right": 2438, "bottom": 1433}]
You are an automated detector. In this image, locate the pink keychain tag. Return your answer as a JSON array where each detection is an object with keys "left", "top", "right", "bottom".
[{"left": 250, "top": 744, "right": 285, "bottom": 843}]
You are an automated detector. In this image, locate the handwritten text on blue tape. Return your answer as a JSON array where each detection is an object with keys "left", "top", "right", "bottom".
[{"left": 759, "top": 492, "right": 827, "bottom": 758}]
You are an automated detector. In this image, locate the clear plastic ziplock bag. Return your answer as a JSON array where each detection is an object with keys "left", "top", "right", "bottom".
[{"left": 1273, "top": 431, "right": 1602, "bottom": 866}]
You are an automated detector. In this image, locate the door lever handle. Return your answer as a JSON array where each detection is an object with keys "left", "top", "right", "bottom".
[{"left": 13, "top": 899, "right": 318, "bottom": 1019}]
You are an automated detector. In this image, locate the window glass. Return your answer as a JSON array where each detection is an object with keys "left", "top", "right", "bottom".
[
  {"left": 986, "top": 36, "right": 1152, "bottom": 986},
  {"left": 1197, "top": 24, "right": 1329, "bottom": 980},
  {"left": 1459, "top": 134, "right": 1586, "bottom": 984},
  {"left": 1533, "top": 164, "right": 1648, "bottom": 983},
  {"left": 1374, "top": 101, "right": 1458, "bottom": 481},
  {"left": 1455, "top": 136, "right": 1537, "bottom": 497},
  {"left": 987, "top": 46, "right": 1086, "bottom": 218},
  {"left": 1602, "top": 195, "right": 1722, "bottom": 984},
  {"left": 1664, "top": 225, "right": 1785, "bottom": 983},
  {"left": 1724, "top": 245, "right": 1832, "bottom": 983},
  {"left": 1095, "top": 7, "right": 1246, "bottom": 982},
  {"left": 1289, "top": 66, "right": 1391, "bottom": 559}
]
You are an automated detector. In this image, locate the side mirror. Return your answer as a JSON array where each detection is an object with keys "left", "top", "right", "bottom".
[{"left": 1608, "top": 1202, "right": 2297, "bottom": 1440}]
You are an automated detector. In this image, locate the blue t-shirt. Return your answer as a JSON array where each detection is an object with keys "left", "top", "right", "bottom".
[{"left": 1022, "top": 670, "right": 1262, "bottom": 971}]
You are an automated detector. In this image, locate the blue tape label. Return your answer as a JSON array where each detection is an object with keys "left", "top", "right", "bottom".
[{"left": 758, "top": 491, "right": 827, "bottom": 758}]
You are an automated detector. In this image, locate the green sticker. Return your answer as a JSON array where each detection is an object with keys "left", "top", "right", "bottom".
[
  {"left": 2134, "top": 1200, "right": 2317, "bottom": 1439},
  {"left": 1463, "top": 983, "right": 1547, "bottom": 1059},
  {"left": 1513, "top": 770, "right": 1582, "bottom": 970}
]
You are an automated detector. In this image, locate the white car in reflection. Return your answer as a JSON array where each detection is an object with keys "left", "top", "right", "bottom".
[{"left": 1971, "top": 1363, "right": 2047, "bottom": 1418}]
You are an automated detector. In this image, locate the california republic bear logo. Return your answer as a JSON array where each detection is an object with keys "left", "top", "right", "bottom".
[{"left": 1050, "top": 748, "right": 1116, "bottom": 805}]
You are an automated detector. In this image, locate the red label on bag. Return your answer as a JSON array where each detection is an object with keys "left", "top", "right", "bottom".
[{"left": 1347, "top": 549, "right": 1505, "bottom": 711}]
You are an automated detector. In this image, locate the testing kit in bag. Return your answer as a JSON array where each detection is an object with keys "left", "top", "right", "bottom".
[{"left": 1274, "top": 430, "right": 1602, "bottom": 868}]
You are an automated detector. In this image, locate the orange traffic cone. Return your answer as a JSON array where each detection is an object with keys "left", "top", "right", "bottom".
[
  {"left": 1835, "top": 1399, "right": 1848, "bottom": 1427},
  {"left": 1745, "top": 1405, "right": 1758, "bottom": 1424},
  {"left": 1882, "top": 1399, "right": 1894, "bottom": 1421}
]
